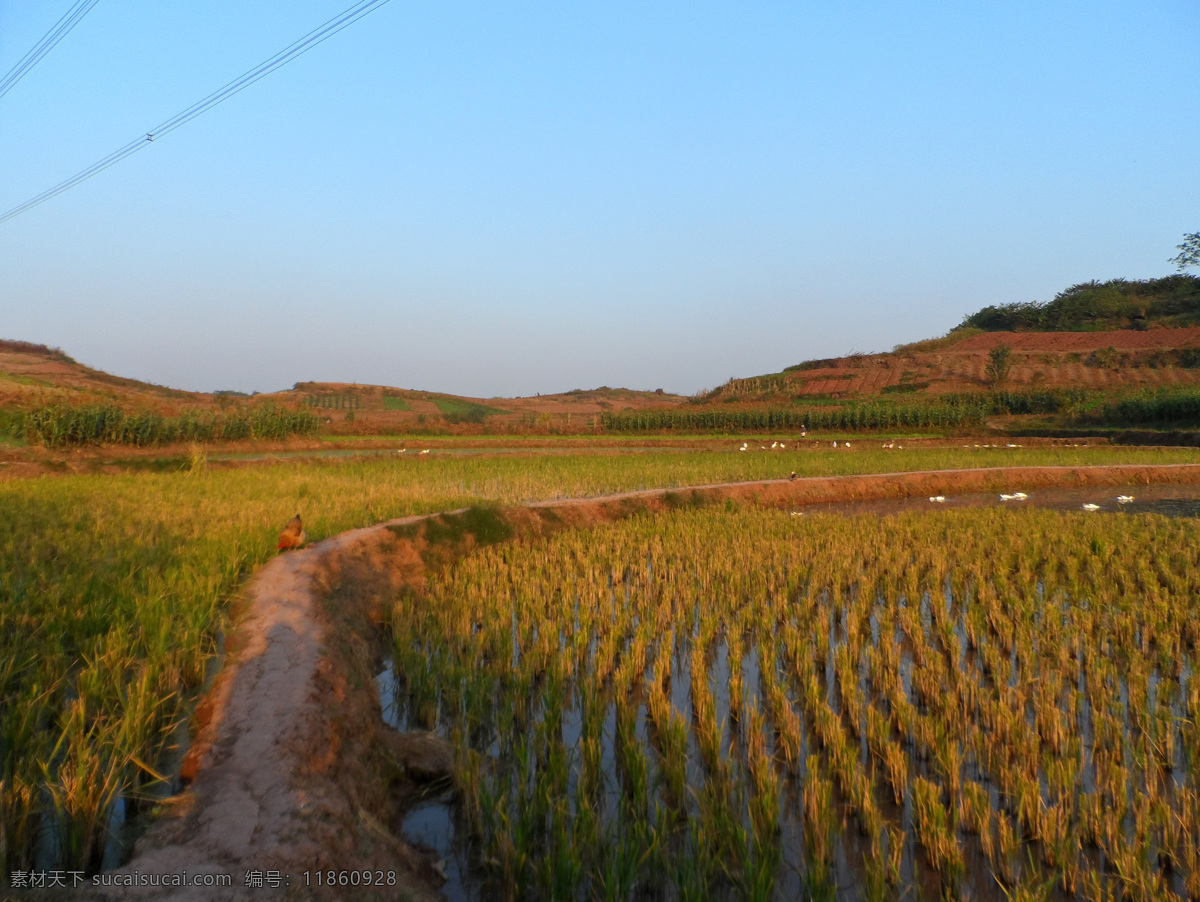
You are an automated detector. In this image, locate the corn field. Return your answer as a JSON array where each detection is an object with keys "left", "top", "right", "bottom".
[
  {"left": 392, "top": 506, "right": 1200, "bottom": 900},
  {"left": 1108, "top": 389, "right": 1200, "bottom": 427},
  {"left": 22, "top": 404, "right": 318, "bottom": 448},
  {"left": 600, "top": 391, "right": 1083, "bottom": 433}
]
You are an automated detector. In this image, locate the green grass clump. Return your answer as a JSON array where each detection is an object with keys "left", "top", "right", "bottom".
[
  {"left": 0, "top": 370, "right": 51, "bottom": 387},
  {"left": 430, "top": 396, "right": 509, "bottom": 424},
  {"left": 0, "top": 409, "right": 26, "bottom": 444}
]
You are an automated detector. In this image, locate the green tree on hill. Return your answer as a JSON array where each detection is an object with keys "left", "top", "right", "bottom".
[{"left": 1172, "top": 231, "right": 1200, "bottom": 272}]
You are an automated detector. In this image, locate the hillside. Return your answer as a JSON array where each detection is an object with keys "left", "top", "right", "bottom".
[
  {"left": 695, "top": 276, "right": 1200, "bottom": 406},
  {"left": 267, "top": 382, "right": 686, "bottom": 433},
  {"left": 0, "top": 339, "right": 687, "bottom": 444},
  {"left": 0, "top": 339, "right": 208, "bottom": 411},
  {"left": 9, "top": 271, "right": 1200, "bottom": 447},
  {"left": 689, "top": 326, "right": 1200, "bottom": 409}
]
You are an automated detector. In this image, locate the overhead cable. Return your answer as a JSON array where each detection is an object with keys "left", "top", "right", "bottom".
[
  {"left": 0, "top": 0, "right": 101, "bottom": 103},
  {"left": 0, "top": 0, "right": 391, "bottom": 225}
]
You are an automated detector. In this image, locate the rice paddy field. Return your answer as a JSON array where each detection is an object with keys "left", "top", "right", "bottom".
[
  {"left": 2, "top": 443, "right": 1199, "bottom": 890},
  {"left": 391, "top": 505, "right": 1200, "bottom": 902}
]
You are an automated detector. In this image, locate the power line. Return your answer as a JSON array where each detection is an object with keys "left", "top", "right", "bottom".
[
  {"left": 0, "top": 0, "right": 101, "bottom": 102},
  {"left": 0, "top": 0, "right": 392, "bottom": 225}
]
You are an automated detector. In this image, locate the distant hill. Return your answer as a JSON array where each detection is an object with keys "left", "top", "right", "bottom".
[
  {"left": 0, "top": 339, "right": 205, "bottom": 410},
  {"left": 690, "top": 324, "right": 1200, "bottom": 407},
  {"left": 690, "top": 275, "right": 1200, "bottom": 406},
  {"left": 0, "top": 340, "right": 687, "bottom": 443},
  {"left": 269, "top": 382, "right": 685, "bottom": 433},
  {"left": 10, "top": 271, "right": 1200, "bottom": 446}
]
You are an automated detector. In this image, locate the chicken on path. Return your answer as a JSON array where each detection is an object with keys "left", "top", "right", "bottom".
[{"left": 277, "top": 514, "right": 306, "bottom": 551}]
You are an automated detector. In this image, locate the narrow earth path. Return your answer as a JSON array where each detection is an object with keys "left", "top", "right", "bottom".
[{"left": 94, "top": 463, "right": 1200, "bottom": 900}]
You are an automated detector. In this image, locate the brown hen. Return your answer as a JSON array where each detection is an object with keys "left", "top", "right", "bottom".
[{"left": 277, "top": 514, "right": 306, "bottom": 551}]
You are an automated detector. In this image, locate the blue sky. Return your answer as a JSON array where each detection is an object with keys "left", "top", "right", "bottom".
[{"left": 2, "top": 1, "right": 1197, "bottom": 397}]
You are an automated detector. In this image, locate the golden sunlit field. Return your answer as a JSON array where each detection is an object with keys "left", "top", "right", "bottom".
[
  {"left": 2, "top": 444, "right": 1199, "bottom": 895},
  {"left": 394, "top": 505, "right": 1200, "bottom": 901}
]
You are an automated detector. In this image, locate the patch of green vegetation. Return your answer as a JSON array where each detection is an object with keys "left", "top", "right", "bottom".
[
  {"left": 104, "top": 456, "right": 189, "bottom": 473},
  {"left": 784, "top": 358, "right": 841, "bottom": 372},
  {"left": 382, "top": 395, "right": 410, "bottom": 411},
  {"left": 0, "top": 370, "right": 50, "bottom": 387},
  {"left": 0, "top": 409, "right": 25, "bottom": 442},
  {"left": 430, "top": 397, "right": 509, "bottom": 424},
  {"left": 791, "top": 395, "right": 840, "bottom": 405},
  {"left": 424, "top": 505, "right": 514, "bottom": 546},
  {"left": 1102, "top": 387, "right": 1200, "bottom": 427},
  {"left": 662, "top": 489, "right": 712, "bottom": 510},
  {"left": 960, "top": 275, "right": 1200, "bottom": 331},
  {"left": 881, "top": 382, "right": 930, "bottom": 394},
  {"left": 386, "top": 521, "right": 421, "bottom": 541}
]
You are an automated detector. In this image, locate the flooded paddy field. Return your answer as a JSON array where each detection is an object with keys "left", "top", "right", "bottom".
[
  {"left": 7, "top": 455, "right": 1200, "bottom": 894},
  {"left": 794, "top": 482, "right": 1200, "bottom": 519},
  {"left": 383, "top": 498, "right": 1200, "bottom": 901}
]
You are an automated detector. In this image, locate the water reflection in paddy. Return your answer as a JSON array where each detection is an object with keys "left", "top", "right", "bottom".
[{"left": 789, "top": 483, "right": 1200, "bottom": 519}]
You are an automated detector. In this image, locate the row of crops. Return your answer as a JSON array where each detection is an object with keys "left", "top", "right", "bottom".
[
  {"left": 21, "top": 404, "right": 319, "bottom": 447},
  {"left": 304, "top": 393, "right": 362, "bottom": 410},
  {"left": 601, "top": 391, "right": 1084, "bottom": 433},
  {"left": 392, "top": 506, "right": 1200, "bottom": 900},
  {"left": 1106, "top": 389, "right": 1200, "bottom": 427}
]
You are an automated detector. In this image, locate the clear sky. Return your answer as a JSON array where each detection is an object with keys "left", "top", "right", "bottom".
[{"left": 2, "top": 1, "right": 1197, "bottom": 397}]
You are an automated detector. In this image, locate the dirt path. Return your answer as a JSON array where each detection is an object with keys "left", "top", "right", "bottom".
[
  {"left": 90, "top": 519, "right": 446, "bottom": 902},
  {"left": 92, "top": 463, "right": 1200, "bottom": 900}
]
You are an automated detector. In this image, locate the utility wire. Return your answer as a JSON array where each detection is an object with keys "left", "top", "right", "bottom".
[
  {"left": 0, "top": 0, "right": 101, "bottom": 103},
  {"left": 1, "top": 0, "right": 391, "bottom": 225}
]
